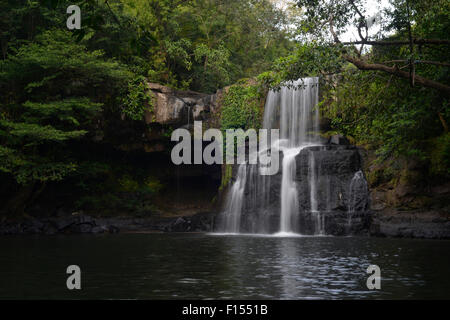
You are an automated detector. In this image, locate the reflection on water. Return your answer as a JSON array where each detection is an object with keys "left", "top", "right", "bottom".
[{"left": 0, "top": 234, "right": 448, "bottom": 299}]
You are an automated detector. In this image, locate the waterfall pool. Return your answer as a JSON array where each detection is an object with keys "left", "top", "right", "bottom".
[{"left": 1, "top": 233, "right": 449, "bottom": 299}]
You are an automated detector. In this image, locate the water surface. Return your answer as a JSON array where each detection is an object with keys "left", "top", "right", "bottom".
[{"left": 0, "top": 233, "right": 449, "bottom": 299}]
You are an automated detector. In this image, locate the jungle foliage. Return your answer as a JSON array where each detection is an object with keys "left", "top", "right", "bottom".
[
  {"left": 0, "top": 0, "right": 295, "bottom": 215},
  {"left": 261, "top": 0, "right": 449, "bottom": 180}
]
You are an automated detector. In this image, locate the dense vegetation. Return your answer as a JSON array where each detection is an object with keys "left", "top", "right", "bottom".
[
  {"left": 0, "top": 0, "right": 295, "bottom": 216},
  {"left": 260, "top": 0, "right": 449, "bottom": 190},
  {"left": 0, "top": 0, "right": 448, "bottom": 217}
]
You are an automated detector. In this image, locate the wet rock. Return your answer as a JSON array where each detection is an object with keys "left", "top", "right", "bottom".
[
  {"left": 0, "top": 223, "right": 20, "bottom": 235},
  {"left": 171, "top": 217, "right": 191, "bottom": 232},
  {"left": 108, "top": 225, "right": 120, "bottom": 234},
  {"left": 55, "top": 207, "right": 71, "bottom": 217},
  {"left": 42, "top": 223, "right": 58, "bottom": 235},
  {"left": 328, "top": 134, "right": 350, "bottom": 145},
  {"left": 370, "top": 210, "right": 450, "bottom": 239},
  {"left": 91, "top": 225, "right": 109, "bottom": 234},
  {"left": 52, "top": 216, "right": 76, "bottom": 230},
  {"left": 69, "top": 223, "right": 94, "bottom": 234},
  {"left": 222, "top": 144, "right": 371, "bottom": 235},
  {"left": 21, "top": 218, "right": 44, "bottom": 234}
]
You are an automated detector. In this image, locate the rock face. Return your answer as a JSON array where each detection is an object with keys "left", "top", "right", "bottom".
[
  {"left": 0, "top": 213, "right": 115, "bottom": 235},
  {"left": 370, "top": 209, "right": 450, "bottom": 238},
  {"left": 217, "top": 144, "right": 371, "bottom": 235},
  {"left": 0, "top": 212, "right": 213, "bottom": 235},
  {"left": 295, "top": 145, "right": 370, "bottom": 235},
  {"left": 145, "top": 82, "right": 222, "bottom": 128}
]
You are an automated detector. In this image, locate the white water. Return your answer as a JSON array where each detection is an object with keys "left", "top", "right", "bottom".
[
  {"left": 220, "top": 77, "right": 320, "bottom": 234},
  {"left": 268, "top": 78, "right": 320, "bottom": 233},
  {"left": 347, "top": 170, "right": 368, "bottom": 231},
  {"left": 308, "top": 151, "right": 325, "bottom": 235},
  {"left": 280, "top": 147, "right": 303, "bottom": 233},
  {"left": 223, "top": 164, "right": 247, "bottom": 233}
]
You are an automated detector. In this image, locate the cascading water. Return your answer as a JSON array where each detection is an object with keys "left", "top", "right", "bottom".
[
  {"left": 279, "top": 147, "right": 303, "bottom": 234},
  {"left": 309, "top": 151, "right": 325, "bottom": 235},
  {"left": 347, "top": 170, "right": 368, "bottom": 232},
  {"left": 223, "top": 164, "right": 247, "bottom": 233},
  {"left": 219, "top": 78, "right": 321, "bottom": 234}
]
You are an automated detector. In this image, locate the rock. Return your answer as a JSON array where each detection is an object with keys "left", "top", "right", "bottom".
[
  {"left": 21, "top": 218, "right": 44, "bottom": 234},
  {"left": 328, "top": 134, "right": 350, "bottom": 145},
  {"left": 431, "top": 182, "right": 450, "bottom": 195},
  {"left": 42, "top": 223, "right": 58, "bottom": 235},
  {"left": 219, "top": 144, "right": 371, "bottom": 235},
  {"left": 319, "top": 117, "right": 332, "bottom": 132},
  {"left": 77, "top": 214, "right": 94, "bottom": 224},
  {"left": 0, "top": 223, "right": 20, "bottom": 235},
  {"left": 190, "top": 212, "right": 213, "bottom": 232},
  {"left": 55, "top": 207, "right": 71, "bottom": 217},
  {"left": 147, "top": 82, "right": 174, "bottom": 94},
  {"left": 370, "top": 210, "right": 450, "bottom": 239},
  {"left": 52, "top": 216, "right": 76, "bottom": 230},
  {"left": 143, "top": 82, "right": 220, "bottom": 128},
  {"left": 69, "top": 223, "right": 94, "bottom": 234},
  {"left": 370, "top": 190, "right": 387, "bottom": 211},
  {"left": 91, "top": 225, "right": 109, "bottom": 234},
  {"left": 108, "top": 225, "right": 120, "bottom": 234},
  {"left": 171, "top": 217, "right": 191, "bottom": 232}
]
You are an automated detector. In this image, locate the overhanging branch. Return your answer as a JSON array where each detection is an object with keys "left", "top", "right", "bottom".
[
  {"left": 344, "top": 55, "right": 450, "bottom": 94},
  {"left": 342, "top": 39, "right": 450, "bottom": 46},
  {"left": 328, "top": 17, "right": 450, "bottom": 94}
]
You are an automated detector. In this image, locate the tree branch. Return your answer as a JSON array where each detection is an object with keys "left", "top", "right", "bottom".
[
  {"left": 342, "top": 39, "right": 450, "bottom": 46},
  {"left": 343, "top": 55, "right": 450, "bottom": 94},
  {"left": 328, "top": 16, "right": 450, "bottom": 94},
  {"left": 383, "top": 60, "right": 450, "bottom": 68}
]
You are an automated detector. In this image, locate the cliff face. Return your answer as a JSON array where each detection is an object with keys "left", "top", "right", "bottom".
[
  {"left": 145, "top": 82, "right": 223, "bottom": 128},
  {"left": 216, "top": 134, "right": 450, "bottom": 238},
  {"left": 136, "top": 83, "right": 224, "bottom": 216},
  {"left": 215, "top": 140, "right": 371, "bottom": 235},
  {"left": 1, "top": 81, "right": 448, "bottom": 238},
  {"left": 114, "top": 82, "right": 224, "bottom": 154},
  {"left": 0, "top": 82, "right": 225, "bottom": 233},
  {"left": 365, "top": 154, "right": 450, "bottom": 239}
]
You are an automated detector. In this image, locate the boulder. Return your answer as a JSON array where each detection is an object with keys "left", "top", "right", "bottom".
[{"left": 328, "top": 134, "right": 350, "bottom": 145}]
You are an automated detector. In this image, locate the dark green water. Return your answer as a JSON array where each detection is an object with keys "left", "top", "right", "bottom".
[{"left": 0, "top": 233, "right": 449, "bottom": 299}]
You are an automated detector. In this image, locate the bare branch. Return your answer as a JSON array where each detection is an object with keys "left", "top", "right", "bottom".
[{"left": 349, "top": 0, "right": 368, "bottom": 42}]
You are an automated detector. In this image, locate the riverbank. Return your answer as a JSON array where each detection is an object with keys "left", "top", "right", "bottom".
[
  {"left": 1, "top": 210, "right": 449, "bottom": 239},
  {"left": 0, "top": 212, "right": 214, "bottom": 236}
]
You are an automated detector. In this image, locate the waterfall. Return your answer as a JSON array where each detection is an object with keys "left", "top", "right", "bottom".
[
  {"left": 222, "top": 164, "right": 247, "bottom": 233},
  {"left": 309, "top": 151, "right": 325, "bottom": 235},
  {"left": 279, "top": 147, "right": 303, "bottom": 233},
  {"left": 347, "top": 170, "right": 368, "bottom": 232},
  {"left": 219, "top": 78, "right": 320, "bottom": 234}
]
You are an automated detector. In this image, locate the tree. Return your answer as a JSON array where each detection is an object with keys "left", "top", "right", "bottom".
[
  {"left": 296, "top": 0, "right": 450, "bottom": 94},
  {"left": 0, "top": 29, "right": 131, "bottom": 214}
]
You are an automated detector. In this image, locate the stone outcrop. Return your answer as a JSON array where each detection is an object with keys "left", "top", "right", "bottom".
[
  {"left": 295, "top": 145, "right": 370, "bottom": 235},
  {"left": 145, "top": 82, "right": 223, "bottom": 129},
  {"left": 0, "top": 211, "right": 214, "bottom": 235},
  {"left": 114, "top": 82, "right": 224, "bottom": 154},
  {"left": 217, "top": 141, "right": 371, "bottom": 235},
  {"left": 369, "top": 209, "right": 450, "bottom": 238}
]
